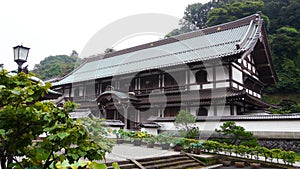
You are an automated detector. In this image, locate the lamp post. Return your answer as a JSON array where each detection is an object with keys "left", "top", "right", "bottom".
[{"left": 13, "top": 45, "right": 30, "bottom": 73}]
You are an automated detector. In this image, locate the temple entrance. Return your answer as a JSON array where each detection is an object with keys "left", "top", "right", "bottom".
[{"left": 96, "top": 90, "right": 139, "bottom": 129}]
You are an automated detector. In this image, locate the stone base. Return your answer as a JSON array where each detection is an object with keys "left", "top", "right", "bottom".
[{"left": 258, "top": 139, "right": 300, "bottom": 152}]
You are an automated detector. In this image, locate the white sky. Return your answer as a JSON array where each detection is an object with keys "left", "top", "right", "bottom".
[{"left": 0, "top": 0, "right": 210, "bottom": 71}]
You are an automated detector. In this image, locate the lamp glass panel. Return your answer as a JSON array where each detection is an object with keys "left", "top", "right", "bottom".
[
  {"left": 18, "top": 47, "right": 29, "bottom": 61},
  {"left": 14, "top": 47, "right": 19, "bottom": 61}
]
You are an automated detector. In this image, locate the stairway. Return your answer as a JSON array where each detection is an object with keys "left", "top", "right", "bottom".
[{"left": 106, "top": 154, "right": 205, "bottom": 169}]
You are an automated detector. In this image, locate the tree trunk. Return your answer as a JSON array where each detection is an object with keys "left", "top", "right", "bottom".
[
  {"left": 7, "top": 156, "right": 13, "bottom": 169},
  {"left": 1, "top": 156, "right": 7, "bottom": 169}
]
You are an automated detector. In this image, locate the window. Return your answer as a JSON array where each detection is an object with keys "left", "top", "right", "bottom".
[
  {"left": 164, "top": 107, "right": 180, "bottom": 117},
  {"left": 85, "top": 84, "right": 95, "bottom": 96},
  {"left": 140, "top": 75, "right": 159, "bottom": 89},
  {"left": 164, "top": 73, "right": 177, "bottom": 86},
  {"left": 74, "top": 87, "right": 80, "bottom": 97},
  {"left": 197, "top": 107, "right": 208, "bottom": 116},
  {"left": 196, "top": 70, "right": 208, "bottom": 84}
]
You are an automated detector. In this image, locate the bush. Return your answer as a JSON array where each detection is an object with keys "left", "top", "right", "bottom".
[{"left": 215, "top": 121, "right": 259, "bottom": 147}]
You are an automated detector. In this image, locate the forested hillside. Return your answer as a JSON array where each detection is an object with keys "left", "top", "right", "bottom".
[
  {"left": 32, "top": 52, "right": 82, "bottom": 80},
  {"left": 167, "top": 0, "right": 300, "bottom": 105}
]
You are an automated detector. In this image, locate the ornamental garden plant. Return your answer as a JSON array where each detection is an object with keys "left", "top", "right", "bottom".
[{"left": 0, "top": 70, "right": 113, "bottom": 169}]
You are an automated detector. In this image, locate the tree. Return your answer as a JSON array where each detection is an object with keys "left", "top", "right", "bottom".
[
  {"left": 215, "top": 121, "right": 258, "bottom": 147},
  {"left": 263, "top": 0, "right": 300, "bottom": 34},
  {"left": 0, "top": 70, "right": 111, "bottom": 169},
  {"left": 32, "top": 54, "right": 82, "bottom": 80},
  {"left": 70, "top": 50, "right": 78, "bottom": 57},
  {"left": 206, "top": 0, "right": 265, "bottom": 27},
  {"left": 165, "top": 1, "right": 217, "bottom": 37},
  {"left": 174, "top": 110, "right": 199, "bottom": 138},
  {"left": 266, "top": 27, "right": 300, "bottom": 93},
  {"left": 104, "top": 48, "right": 116, "bottom": 53}
]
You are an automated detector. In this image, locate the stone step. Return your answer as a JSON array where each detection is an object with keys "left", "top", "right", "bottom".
[
  {"left": 136, "top": 154, "right": 185, "bottom": 162},
  {"left": 106, "top": 161, "right": 136, "bottom": 169},
  {"left": 105, "top": 154, "right": 205, "bottom": 169},
  {"left": 138, "top": 156, "right": 190, "bottom": 165},
  {"left": 144, "top": 159, "right": 197, "bottom": 169},
  {"left": 164, "top": 162, "right": 202, "bottom": 169}
]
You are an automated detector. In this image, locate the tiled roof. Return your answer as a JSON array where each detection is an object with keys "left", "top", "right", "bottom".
[
  {"left": 104, "top": 120, "right": 125, "bottom": 127},
  {"left": 54, "top": 14, "right": 263, "bottom": 86},
  {"left": 152, "top": 114, "right": 300, "bottom": 122},
  {"left": 139, "top": 122, "right": 161, "bottom": 128}
]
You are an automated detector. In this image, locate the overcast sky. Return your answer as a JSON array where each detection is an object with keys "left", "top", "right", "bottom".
[{"left": 0, "top": 0, "right": 210, "bottom": 70}]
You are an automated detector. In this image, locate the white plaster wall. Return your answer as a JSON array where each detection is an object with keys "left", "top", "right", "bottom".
[
  {"left": 216, "top": 67, "right": 229, "bottom": 81},
  {"left": 208, "top": 106, "right": 214, "bottom": 116},
  {"left": 216, "top": 105, "right": 230, "bottom": 116},
  {"left": 190, "top": 84, "right": 200, "bottom": 90},
  {"left": 190, "top": 71, "right": 196, "bottom": 84},
  {"left": 232, "top": 66, "right": 243, "bottom": 84},
  {"left": 141, "top": 128, "right": 158, "bottom": 135},
  {"left": 216, "top": 82, "right": 230, "bottom": 88},
  {"left": 206, "top": 68, "right": 213, "bottom": 81},
  {"left": 203, "top": 83, "right": 213, "bottom": 89},
  {"left": 190, "top": 107, "right": 198, "bottom": 116}
]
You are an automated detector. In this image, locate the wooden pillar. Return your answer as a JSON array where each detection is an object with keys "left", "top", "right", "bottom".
[
  {"left": 213, "top": 104, "right": 217, "bottom": 116},
  {"left": 229, "top": 64, "right": 233, "bottom": 88},
  {"left": 230, "top": 104, "right": 234, "bottom": 116}
]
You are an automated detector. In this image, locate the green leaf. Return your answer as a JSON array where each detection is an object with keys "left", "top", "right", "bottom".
[
  {"left": 0, "top": 129, "right": 5, "bottom": 136},
  {"left": 57, "top": 132, "right": 70, "bottom": 140},
  {"left": 0, "top": 85, "right": 6, "bottom": 89},
  {"left": 89, "top": 161, "right": 107, "bottom": 169},
  {"left": 55, "top": 159, "right": 70, "bottom": 169},
  {"left": 11, "top": 89, "right": 21, "bottom": 95},
  {"left": 112, "top": 162, "right": 120, "bottom": 169}
]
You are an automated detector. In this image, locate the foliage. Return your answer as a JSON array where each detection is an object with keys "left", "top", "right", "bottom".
[
  {"left": 174, "top": 110, "right": 198, "bottom": 139},
  {"left": 0, "top": 70, "right": 109, "bottom": 169},
  {"left": 206, "top": 0, "right": 265, "bottom": 27},
  {"left": 267, "top": 26, "right": 300, "bottom": 93},
  {"left": 32, "top": 54, "right": 82, "bottom": 80},
  {"left": 81, "top": 117, "right": 114, "bottom": 153},
  {"left": 54, "top": 160, "right": 121, "bottom": 169},
  {"left": 112, "top": 129, "right": 125, "bottom": 139},
  {"left": 189, "top": 142, "right": 204, "bottom": 154},
  {"left": 203, "top": 140, "right": 221, "bottom": 153},
  {"left": 165, "top": 1, "right": 217, "bottom": 37},
  {"left": 104, "top": 48, "right": 116, "bottom": 53},
  {"left": 173, "top": 137, "right": 199, "bottom": 151},
  {"left": 269, "top": 99, "right": 300, "bottom": 114},
  {"left": 263, "top": 0, "right": 300, "bottom": 33},
  {"left": 215, "top": 121, "right": 259, "bottom": 147},
  {"left": 156, "top": 132, "right": 174, "bottom": 144},
  {"left": 185, "top": 127, "right": 200, "bottom": 139},
  {"left": 201, "top": 140, "right": 296, "bottom": 165},
  {"left": 142, "top": 134, "right": 157, "bottom": 144}
]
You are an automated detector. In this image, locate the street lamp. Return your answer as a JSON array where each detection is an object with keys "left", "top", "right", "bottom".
[{"left": 13, "top": 45, "right": 30, "bottom": 73}]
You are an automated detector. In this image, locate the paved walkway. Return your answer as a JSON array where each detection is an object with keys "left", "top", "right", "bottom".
[
  {"left": 103, "top": 143, "right": 180, "bottom": 163},
  {"left": 102, "top": 143, "right": 300, "bottom": 168}
]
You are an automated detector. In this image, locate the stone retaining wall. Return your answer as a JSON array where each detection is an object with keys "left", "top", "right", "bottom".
[{"left": 258, "top": 139, "right": 300, "bottom": 152}]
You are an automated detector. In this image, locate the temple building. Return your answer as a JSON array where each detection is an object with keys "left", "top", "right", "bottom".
[{"left": 52, "top": 13, "right": 278, "bottom": 130}]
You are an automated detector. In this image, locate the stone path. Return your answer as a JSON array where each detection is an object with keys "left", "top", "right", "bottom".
[
  {"left": 103, "top": 143, "right": 180, "bottom": 163},
  {"left": 102, "top": 143, "right": 300, "bottom": 168}
]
